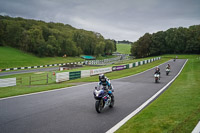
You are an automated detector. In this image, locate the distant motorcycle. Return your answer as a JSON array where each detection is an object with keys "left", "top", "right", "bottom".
[
  {"left": 154, "top": 73, "right": 160, "bottom": 83},
  {"left": 166, "top": 68, "right": 170, "bottom": 76},
  {"left": 93, "top": 86, "right": 114, "bottom": 113}
]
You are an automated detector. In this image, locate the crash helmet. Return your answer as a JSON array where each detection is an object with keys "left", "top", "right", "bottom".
[
  {"left": 156, "top": 66, "right": 159, "bottom": 69},
  {"left": 99, "top": 74, "right": 106, "bottom": 82}
]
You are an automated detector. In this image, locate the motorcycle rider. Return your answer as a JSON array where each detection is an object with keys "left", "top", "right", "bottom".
[
  {"left": 154, "top": 66, "right": 160, "bottom": 79},
  {"left": 98, "top": 74, "right": 114, "bottom": 93},
  {"left": 166, "top": 64, "right": 170, "bottom": 69}
]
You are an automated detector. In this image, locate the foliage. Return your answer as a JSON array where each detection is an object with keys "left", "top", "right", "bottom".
[
  {"left": 0, "top": 15, "right": 116, "bottom": 57},
  {"left": 118, "top": 40, "right": 132, "bottom": 44},
  {"left": 131, "top": 25, "right": 200, "bottom": 58}
]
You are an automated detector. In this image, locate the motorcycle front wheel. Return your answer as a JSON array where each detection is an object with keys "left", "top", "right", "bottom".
[
  {"left": 155, "top": 77, "right": 158, "bottom": 83},
  {"left": 166, "top": 71, "right": 169, "bottom": 75},
  {"left": 95, "top": 99, "right": 104, "bottom": 113}
]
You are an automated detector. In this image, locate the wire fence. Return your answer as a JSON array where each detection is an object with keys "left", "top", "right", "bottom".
[{"left": 16, "top": 72, "right": 56, "bottom": 86}]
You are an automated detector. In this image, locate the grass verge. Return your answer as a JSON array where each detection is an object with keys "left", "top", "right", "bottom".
[{"left": 116, "top": 55, "right": 200, "bottom": 133}]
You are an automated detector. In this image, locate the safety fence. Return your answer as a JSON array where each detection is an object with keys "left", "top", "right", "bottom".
[
  {"left": 15, "top": 73, "right": 56, "bottom": 86},
  {"left": 0, "top": 57, "right": 161, "bottom": 87}
]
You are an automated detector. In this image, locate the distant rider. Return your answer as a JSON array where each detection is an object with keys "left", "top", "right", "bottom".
[
  {"left": 166, "top": 64, "right": 170, "bottom": 69},
  {"left": 98, "top": 74, "right": 114, "bottom": 93},
  {"left": 154, "top": 66, "right": 160, "bottom": 79}
]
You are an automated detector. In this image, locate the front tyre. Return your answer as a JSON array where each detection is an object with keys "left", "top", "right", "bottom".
[
  {"left": 166, "top": 71, "right": 169, "bottom": 76},
  {"left": 155, "top": 77, "right": 158, "bottom": 83},
  {"left": 95, "top": 100, "right": 104, "bottom": 113}
]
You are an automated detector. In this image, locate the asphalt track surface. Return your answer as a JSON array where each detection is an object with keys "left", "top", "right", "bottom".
[
  {"left": 0, "top": 67, "right": 59, "bottom": 77},
  {"left": 0, "top": 59, "right": 187, "bottom": 133}
]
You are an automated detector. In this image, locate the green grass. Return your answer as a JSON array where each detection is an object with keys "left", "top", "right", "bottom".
[
  {"left": 0, "top": 46, "right": 85, "bottom": 69},
  {"left": 0, "top": 46, "right": 117, "bottom": 69},
  {"left": 116, "top": 43, "right": 131, "bottom": 54},
  {"left": 116, "top": 54, "right": 200, "bottom": 133},
  {"left": 0, "top": 57, "right": 167, "bottom": 98}
]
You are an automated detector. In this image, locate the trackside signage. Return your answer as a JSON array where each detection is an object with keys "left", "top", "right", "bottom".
[
  {"left": 112, "top": 65, "right": 127, "bottom": 71},
  {"left": 90, "top": 67, "right": 112, "bottom": 75}
]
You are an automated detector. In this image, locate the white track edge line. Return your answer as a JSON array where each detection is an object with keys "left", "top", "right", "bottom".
[
  {"left": 106, "top": 59, "right": 188, "bottom": 133},
  {"left": 192, "top": 121, "right": 200, "bottom": 133},
  {"left": 0, "top": 59, "right": 166, "bottom": 101}
]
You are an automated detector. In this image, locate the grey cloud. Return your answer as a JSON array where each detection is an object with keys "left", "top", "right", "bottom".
[{"left": 0, "top": 0, "right": 200, "bottom": 41}]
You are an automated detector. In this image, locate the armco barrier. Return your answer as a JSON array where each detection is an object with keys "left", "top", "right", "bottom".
[
  {"left": 55, "top": 57, "right": 161, "bottom": 83},
  {"left": 135, "top": 62, "right": 138, "bottom": 66},
  {"left": 129, "top": 63, "right": 133, "bottom": 68},
  {"left": 81, "top": 70, "right": 90, "bottom": 78},
  {"left": 90, "top": 67, "right": 112, "bottom": 76},
  {"left": 56, "top": 72, "right": 69, "bottom": 83},
  {"left": 0, "top": 78, "right": 16, "bottom": 87},
  {"left": 133, "top": 62, "right": 136, "bottom": 67}
]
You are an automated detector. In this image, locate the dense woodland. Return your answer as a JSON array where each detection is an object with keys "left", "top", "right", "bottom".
[
  {"left": 0, "top": 15, "right": 116, "bottom": 57},
  {"left": 131, "top": 25, "right": 200, "bottom": 58}
]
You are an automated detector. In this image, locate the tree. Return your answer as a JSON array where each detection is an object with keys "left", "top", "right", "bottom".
[{"left": 104, "top": 39, "right": 115, "bottom": 55}]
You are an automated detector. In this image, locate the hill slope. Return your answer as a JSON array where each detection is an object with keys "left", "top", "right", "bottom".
[
  {"left": 0, "top": 46, "right": 84, "bottom": 69},
  {"left": 116, "top": 43, "right": 131, "bottom": 54}
]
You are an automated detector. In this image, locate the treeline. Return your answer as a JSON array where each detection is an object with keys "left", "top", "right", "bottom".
[
  {"left": 0, "top": 15, "right": 116, "bottom": 57},
  {"left": 117, "top": 40, "right": 132, "bottom": 44},
  {"left": 131, "top": 25, "right": 200, "bottom": 58}
]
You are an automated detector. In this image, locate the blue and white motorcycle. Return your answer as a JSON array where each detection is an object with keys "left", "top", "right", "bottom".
[{"left": 93, "top": 86, "right": 114, "bottom": 113}]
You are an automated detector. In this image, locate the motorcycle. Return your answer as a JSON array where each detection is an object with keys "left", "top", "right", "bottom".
[
  {"left": 93, "top": 86, "right": 114, "bottom": 113},
  {"left": 154, "top": 73, "right": 160, "bottom": 83},
  {"left": 166, "top": 68, "right": 170, "bottom": 75}
]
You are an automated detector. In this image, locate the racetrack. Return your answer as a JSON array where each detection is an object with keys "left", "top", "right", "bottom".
[
  {"left": 0, "top": 59, "right": 187, "bottom": 133},
  {"left": 0, "top": 67, "right": 59, "bottom": 77}
]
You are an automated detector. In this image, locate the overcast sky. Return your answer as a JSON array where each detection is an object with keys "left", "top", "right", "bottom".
[{"left": 0, "top": 0, "right": 200, "bottom": 42}]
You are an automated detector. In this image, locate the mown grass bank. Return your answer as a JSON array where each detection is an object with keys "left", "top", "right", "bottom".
[
  {"left": 116, "top": 43, "right": 131, "bottom": 54},
  {"left": 0, "top": 46, "right": 115, "bottom": 69},
  {"left": 116, "top": 55, "right": 200, "bottom": 133},
  {"left": 0, "top": 57, "right": 168, "bottom": 98}
]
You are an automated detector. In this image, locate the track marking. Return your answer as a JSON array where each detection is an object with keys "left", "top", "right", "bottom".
[{"left": 106, "top": 59, "right": 188, "bottom": 133}]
